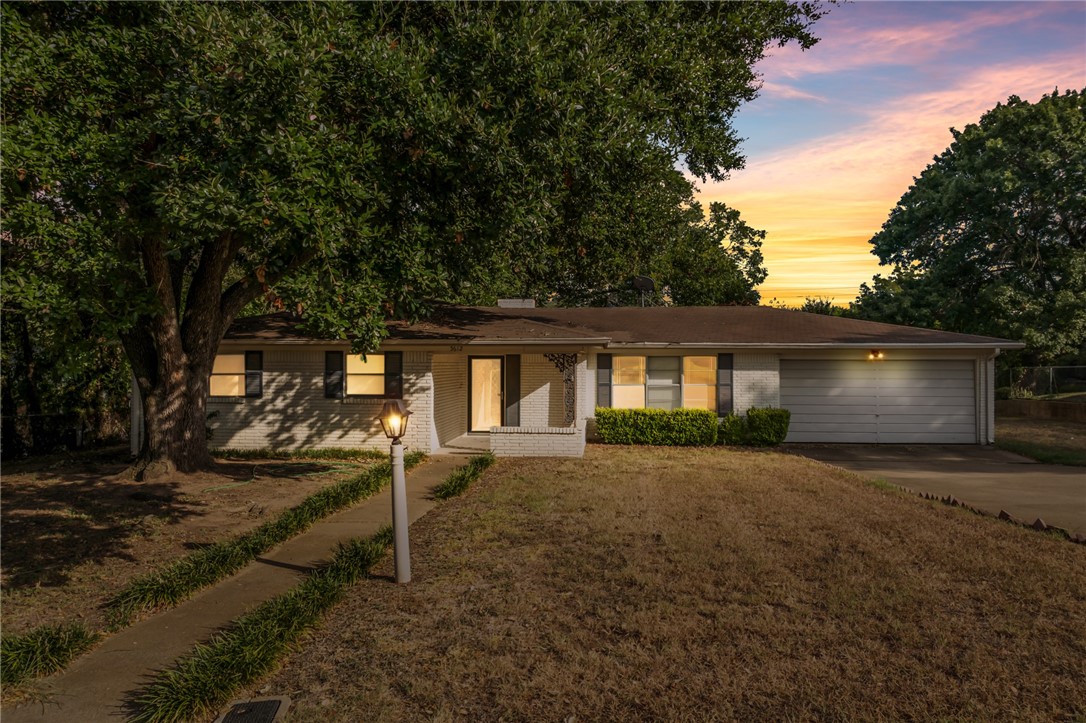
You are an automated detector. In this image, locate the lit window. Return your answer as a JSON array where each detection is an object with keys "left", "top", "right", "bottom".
[
  {"left": 683, "top": 356, "right": 717, "bottom": 411},
  {"left": 612, "top": 357, "right": 645, "bottom": 409},
  {"left": 210, "top": 351, "right": 262, "bottom": 398},
  {"left": 646, "top": 356, "right": 680, "bottom": 410},
  {"left": 346, "top": 354, "right": 386, "bottom": 396},
  {"left": 210, "top": 354, "right": 245, "bottom": 396}
]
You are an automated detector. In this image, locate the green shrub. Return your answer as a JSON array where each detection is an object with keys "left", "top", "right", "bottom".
[
  {"left": 717, "top": 414, "right": 748, "bottom": 445},
  {"left": 745, "top": 407, "right": 791, "bottom": 446},
  {"left": 107, "top": 452, "right": 425, "bottom": 627},
  {"left": 994, "top": 386, "right": 1012, "bottom": 400},
  {"left": 595, "top": 408, "right": 717, "bottom": 446},
  {"left": 433, "top": 453, "right": 496, "bottom": 500},
  {"left": 132, "top": 528, "right": 394, "bottom": 723},
  {"left": 1, "top": 624, "right": 100, "bottom": 687},
  {"left": 212, "top": 447, "right": 386, "bottom": 461}
]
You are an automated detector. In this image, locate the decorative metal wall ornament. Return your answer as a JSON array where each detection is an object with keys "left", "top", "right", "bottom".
[{"left": 544, "top": 352, "right": 578, "bottom": 426}]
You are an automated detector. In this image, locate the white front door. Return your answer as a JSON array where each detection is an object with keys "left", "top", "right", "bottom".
[{"left": 469, "top": 357, "right": 503, "bottom": 432}]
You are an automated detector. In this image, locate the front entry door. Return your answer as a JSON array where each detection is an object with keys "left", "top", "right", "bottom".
[{"left": 469, "top": 357, "right": 503, "bottom": 432}]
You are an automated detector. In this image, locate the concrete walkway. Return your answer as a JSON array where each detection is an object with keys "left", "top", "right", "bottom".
[
  {"left": 790, "top": 445, "right": 1086, "bottom": 536},
  {"left": 4, "top": 455, "right": 467, "bottom": 723}
]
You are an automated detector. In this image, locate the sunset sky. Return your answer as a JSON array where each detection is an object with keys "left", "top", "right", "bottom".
[{"left": 696, "top": 1, "right": 1086, "bottom": 307}]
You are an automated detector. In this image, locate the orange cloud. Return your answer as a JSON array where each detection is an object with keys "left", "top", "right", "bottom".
[{"left": 700, "top": 53, "right": 1086, "bottom": 307}]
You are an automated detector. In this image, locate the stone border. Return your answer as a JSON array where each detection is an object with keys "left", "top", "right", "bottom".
[{"left": 903, "top": 487, "right": 1085, "bottom": 545}]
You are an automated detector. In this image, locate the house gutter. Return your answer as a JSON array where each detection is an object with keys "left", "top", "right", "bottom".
[{"left": 601, "top": 342, "right": 1027, "bottom": 350}]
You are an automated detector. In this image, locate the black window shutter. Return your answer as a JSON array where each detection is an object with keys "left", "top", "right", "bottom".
[
  {"left": 384, "top": 352, "right": 403, "bottom": 399},
  {"left": 325, "top": 351, "right": 344, "bottom": 399},
  {"left": 597, "top": 354, "right": 612, "bottom": 409},
  {"left": 244, "top": 351, "right": 263, "bottom": 398},
  {"left": 504, "top": 355, "right": 521, "bottom": 427},
  {"left": 717, "top": 353, "right": 734, "bottom": 414}
]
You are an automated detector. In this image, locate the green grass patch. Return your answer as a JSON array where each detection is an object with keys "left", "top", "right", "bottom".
[
  {"left": 432, "top": 453, "right": 496, "bottom": 500},
  {"left": 212, "top": 447, "right": 387, "bottom": 461},
  {"left": 106, "top": 453, "right": 425, "bottom": 627},
  {"left": 865, "top": 478, "right": 900, "bottom": 492},
  {"left": 1, "top": 624, "right": 100, "bottom": 687},
  {"left": 996, "top": 439, "right": 1086, "bottom": 466},
  {"left": 131, "top": 527, "right": 395, "bottom": 723}
]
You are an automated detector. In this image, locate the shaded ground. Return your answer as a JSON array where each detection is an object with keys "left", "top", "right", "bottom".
[
  {"left": 255, "top": 446, "right": 1086, "bottom": 722},
  {"left": 996, "top": 416, "right": 1086, "bottom": 466},
  {"left": 1, "top": 448, "right": 373, "bottom": 634}
]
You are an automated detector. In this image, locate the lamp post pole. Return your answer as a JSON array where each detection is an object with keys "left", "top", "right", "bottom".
[
  {"left": 377, "top": 399, "right": 412, "bottom": 584},
  {"left": 390, "top": 438, "right": 411, "bottom": 583}
]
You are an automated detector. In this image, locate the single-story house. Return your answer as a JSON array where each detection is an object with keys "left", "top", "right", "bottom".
[{"left": 140, "top": 301, "right": 1024, "bottom": 457}]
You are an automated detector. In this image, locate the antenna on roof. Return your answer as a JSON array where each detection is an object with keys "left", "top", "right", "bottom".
[{"left": 631, "top": 276, "right": 655, "bottom": 307}]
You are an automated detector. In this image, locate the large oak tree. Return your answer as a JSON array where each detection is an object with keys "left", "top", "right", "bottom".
[
  {"left": 852, "top": 90, "right": 1086, "bottom": 365},
  {"left": 2, "top": 1, "right": 825, "bottom": 474}
]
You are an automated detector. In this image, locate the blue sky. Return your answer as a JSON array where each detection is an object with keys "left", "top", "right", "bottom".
[{"left": 696, "top": 1, "right": 1086, "bottom": 305}]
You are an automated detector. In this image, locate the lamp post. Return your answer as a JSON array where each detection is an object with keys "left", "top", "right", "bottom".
[{"left": 378, "top": 399, "right": 412, "bottom": 583}]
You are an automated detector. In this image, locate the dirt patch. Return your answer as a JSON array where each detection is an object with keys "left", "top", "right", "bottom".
[
  {"left": 254, "top": 445, "right": 1086, "bottom": 722},
  {"left": 1, "top": 447, "right": 374, "bottom": 635}
]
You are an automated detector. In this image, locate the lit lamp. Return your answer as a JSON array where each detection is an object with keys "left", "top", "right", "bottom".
[
  {"left": 378, "top": 400, "right": 412, "bottom": 583},
  {"left": 868, "top": 350, "right": 885, "bottom": 361}
]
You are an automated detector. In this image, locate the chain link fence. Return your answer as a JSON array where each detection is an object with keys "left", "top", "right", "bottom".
[{"left": 999, "top": 366, "right": 1086, "bottom": 399}]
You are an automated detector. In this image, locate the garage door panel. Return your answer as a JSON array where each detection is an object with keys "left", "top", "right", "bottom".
[
  {"left": 786, "top": 405, "right": 878, "bottom": 416},
  {"left": 877, "top": 395, "right": 974, "bottom": 406},
  {"left": 781, "top": 379, "right": 881, "bottom": 390},
  {"left": 877, "top": 379, "right": 977, "bottom": 392},
  {"left": 790, "top": 422, "right": 879, "bottom": 433},
  {"left": 781, "top": 359, "right": 976, "bottom": 444},
  {"left": 876, "top": 405, "right": 976, "bottom": 418},
  {"left": 787, "top": 430, "right": 879, "bottom": 443},
  {"left": 879, "top": 432, "right": 977, "bottom": 444},
  {"left": 878, "top": 421, "right": 976, "bottom": 432}
]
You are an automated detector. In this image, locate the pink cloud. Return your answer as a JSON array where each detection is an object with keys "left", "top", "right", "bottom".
[
  {"left": 759, "top": 81, "right": 828, "bottom": 103},
  {"left": 763, "top": 4, "right": 1052, "bottom": 79},
  {"left": 699, "top": 51, "right": 1086, "bottom": 306}
]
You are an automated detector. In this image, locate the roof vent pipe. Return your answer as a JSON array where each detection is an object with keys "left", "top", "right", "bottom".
[{"left": 496, "top": 298, "right": 536, "bottom": 308}]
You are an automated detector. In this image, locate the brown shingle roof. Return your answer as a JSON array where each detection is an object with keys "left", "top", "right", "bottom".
[{"left": 223, "top": 306, "right": 1023, "bottom": 348}]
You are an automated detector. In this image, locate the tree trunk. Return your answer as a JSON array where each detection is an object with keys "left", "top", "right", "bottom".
[{"left": 132, "top": 365, "right": 213, "bottom": 478}]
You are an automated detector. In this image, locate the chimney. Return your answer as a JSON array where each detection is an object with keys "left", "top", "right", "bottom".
[{"left": 496, "top": 298, "right": 536, "bottom": 308}]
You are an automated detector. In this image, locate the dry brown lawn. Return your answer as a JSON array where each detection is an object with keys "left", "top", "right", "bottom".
[
  {"left": 996, "top": 416, "right": 1086, "bottom": 466},
  {"left": 255, "top": 445, "right": 1086, "bottom": 723},
  {"left": 1, "top": 448, "right": 373, "bottom": 634}
]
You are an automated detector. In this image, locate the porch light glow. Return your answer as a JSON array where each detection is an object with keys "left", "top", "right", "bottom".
[
  {"left": 378, "top": 399, "right": 411, "bottom": 440},
  {"left": 868, "top": 350, "right": 885, "bottom": 361}
]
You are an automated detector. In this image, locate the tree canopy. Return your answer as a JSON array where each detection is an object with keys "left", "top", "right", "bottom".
[
  {"left": 852, "top": 90, "right": 1086, "bottom": 364},
  {"left": 2, "top": 1, "right": 826, "bottom": 471}
]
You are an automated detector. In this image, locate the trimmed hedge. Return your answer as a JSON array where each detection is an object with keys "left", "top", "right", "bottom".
[
  {"left": 595, "top": 408, "right": 718, "bottom": 446},
  {"left": 718, "top": 414, "right": 747, "bottom": 445},
  {"left": 746, "top": 408, "right": 791, "bottom": 446},
  {"left": 717, "top": 408, "right": 791, "bottom": 446}
]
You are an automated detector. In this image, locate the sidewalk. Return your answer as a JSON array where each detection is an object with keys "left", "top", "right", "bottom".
[{"left": 3, "top": 455, "right": 467, "bottom": 723}]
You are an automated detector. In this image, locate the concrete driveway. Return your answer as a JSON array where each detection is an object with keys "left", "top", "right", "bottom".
[{"left": 789, "top": 445, "right": 1086, "bottom": 537}]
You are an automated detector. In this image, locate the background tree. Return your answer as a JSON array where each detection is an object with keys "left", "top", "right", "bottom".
[
  {"left": 851, "top": 90, "right": 1086, "bottom": 365},
  {"left": 799, "top": 296, "right": 848, "bottom": 316},
  {"left": 2, "top": 1, "right": 826, "bottom": 474}
]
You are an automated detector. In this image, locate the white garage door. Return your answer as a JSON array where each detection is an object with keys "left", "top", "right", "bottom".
[{"left": 780, "top": 359, "right": 977, "bottom": 444}]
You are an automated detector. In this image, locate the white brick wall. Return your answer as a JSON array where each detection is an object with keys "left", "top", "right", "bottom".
[
  {"left": 490, "top": 425, "right": 586, "bottom": 457},
  {"left": 732, "top": 352, "right": 780, "bottom": 414},
  {"left": 520, "top": 354, "right": 567, "bottom": 427},
  {"left": 208, "top": 348, "right": 434, "bottom": 453}
]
